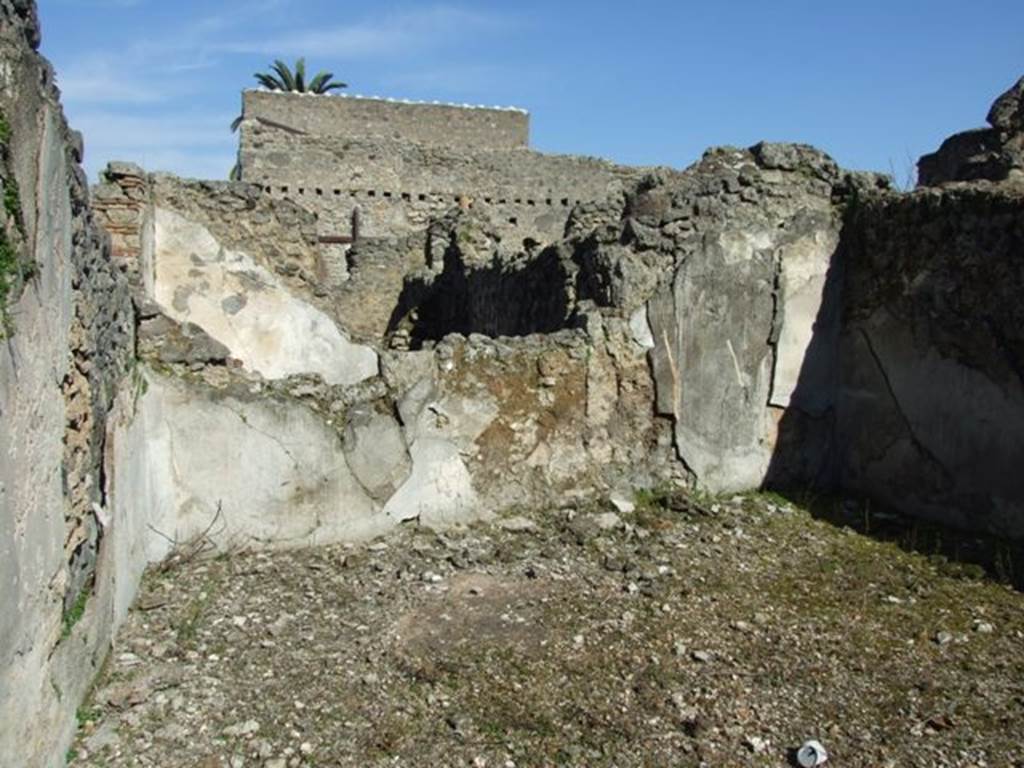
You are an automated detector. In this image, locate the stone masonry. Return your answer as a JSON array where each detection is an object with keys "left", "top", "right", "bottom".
[
  {"left": 917, "top": 76, "right": 1024, "bottom": 185},
  {"left": 0, "top": 1, "right": 135, "bottom": 765},
  {"left": 237, "top": 90, "right": 661, "bottom": 244},
  {"left": 242, "top": 89, "right": 529, "bottom": 148},
  {"left": 2, "top": 0, "right": 1024, "bottom": 763}
]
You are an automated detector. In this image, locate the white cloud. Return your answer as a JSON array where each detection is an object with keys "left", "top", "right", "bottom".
[
  {"left": 382, "top": 64, "right": 519, "bottom": 96},
  {"left": 54, "top": 4, "right": 511, "bottom": 107},
  {"left": 50, "top": 0, "right": 145, "bottom": 6},
  {"left": 214, "top": 6, "right": 510, "bottom": 58},
  {"left": 70, "top": 111, "right": 237, "bottom": 181},
  {"left": 56, "top": 58, "right": 177, "bottom": 106},
  {"left": 48, "top": 3, "right": 517, "bottom": 181}
]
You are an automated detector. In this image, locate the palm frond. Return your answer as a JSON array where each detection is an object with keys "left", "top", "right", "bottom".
[
  {"left": 253, "top": 58, "right": 347, "bottom": 94},
  {"left": 271, "top": 59, "right": 296, "bottom": 91},
  {"left": 309, "top": 71, "right": 347, "bottom": 94},
  {"left": 308, "top": 71, "right": 331, "bottom": 93},
  {"left": 255, "top": 73, "right": 284, "bottom": 91},
  {"left": 230, "top": 114, "right": 244, "bottom": 132}
]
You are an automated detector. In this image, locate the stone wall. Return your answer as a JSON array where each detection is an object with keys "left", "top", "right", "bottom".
[
  {"left": 238, "top": 109, "right": 657, "bottom": 243},
  {"left": 835, "top": 184, "right": 1024, "bottom": 537},
  {"left": 90, "top": 163, "right": 669, "bottom": 535},
  {"left": 80, "top": 78, "right": 1024, "bottom": 574},
  {"left": 917, "top": 76, "right": 1024, "bottom": 186},
  {"left": 5, "top": 11, "right": 1023, "bottom": 761},
  {"left": 242, "top": 90, "right": 529, "bottom": 149},
  {"left": 0, "top": 2, "right": 136, "bottom": 765}
]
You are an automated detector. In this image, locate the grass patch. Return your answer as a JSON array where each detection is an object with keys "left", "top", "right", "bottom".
[
  {"left": 0, "top": 108, "right": 33, "bottom": 339},
  {"left": 171, "top": 569, "right": 225, "bottom": 647},
  {"left": 4, "top": 176, "right": 22, "bottom": 230},
  {"left": 627, "top": 483, "right": 717, "bottom": 531},
  {"left": 0, "top": 232, "right": 19, "bottom": 336},
  {"left": 632, "top": 483, "right": 675, "bottom": 511},
  {"left": 76, "top": 703, "right": 102, "bottom": 727},
  {"left": 777, "top": 490, "right": 1024, "bottom": 590},
  {"left": 130, "top": 360, "right": 149, "bottom": 409},
  {"left": 61, "top": 588, "right": 90, "bottom": 641},
  {"left": 176, "top": 592, "right": 211, "bottom": 645}
]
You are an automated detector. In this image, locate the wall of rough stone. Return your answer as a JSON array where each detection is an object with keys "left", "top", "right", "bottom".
[
  {"left": 238, "top": 116, "right": 656, "bottom": 242},
  {"left": 917, "top": 76, "right": 1024, "bottom": 186},
  {"left": 98, "top": 165, "right": 414, "bottom": 557},
  {"left": 835, "top": 184, "right": 1024, "bottom": 538},
  {"left": 107, "top": 105, "right": 1024, "bottom": 556},
  {"left": 242, "top": 90, "right": 529, "bottom": 149},
  {"left": 3, "top": 4, "right": 1020, "bottom": 759},
  {"left": 821, "top": 81, "right": 1024, "bottom": 539},
  {"left": 86, "top": 165, "right": 676, "bottom": 560},
  {"left": 349, "top": 143, "right": 872, "bottom": 496},
  {"left": 0, "top": 3, "right": 136, "bottom": 766}
]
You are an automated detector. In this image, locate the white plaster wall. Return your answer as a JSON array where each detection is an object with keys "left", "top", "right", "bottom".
[
  {"left": 119, "top": 371, "right": 394, "bottom": 556},
  {"left": 770, "top": 228, "right": 839, "bottom": 410},
  {"left": 648, "top": 222, "right": 838, "bottom": 493},
  {"left": 152, "top": 207, "right": 378, "bottom": 386}
]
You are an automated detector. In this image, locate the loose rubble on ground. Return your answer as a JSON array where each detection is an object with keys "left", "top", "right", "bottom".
[{"left": 69, "top": 492, "right": 1024, "bottom": 768}]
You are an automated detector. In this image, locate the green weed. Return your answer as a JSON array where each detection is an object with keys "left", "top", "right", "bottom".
[
  {"left": 4, "top": 176, "right": 22, "bottom": 230},
  {"left": 61, "top": 588, "right": 90, "bottom": 640},
  {"left": 0, "top": 232, "right": 18, "bottom": 336},
  {"left": 0, "top": 108, "right": 34, "bottom": 337}
]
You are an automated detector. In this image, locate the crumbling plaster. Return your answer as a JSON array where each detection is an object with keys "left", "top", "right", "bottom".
[{"left": 3, "top": 4, "right": 1024, "bottom": 763}]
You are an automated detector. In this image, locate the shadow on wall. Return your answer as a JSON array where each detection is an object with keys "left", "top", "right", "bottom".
[
  {"left": 764, "top": 198, "right": 1024, "bottom": 589},
  {"left": 387, "top": 242, "right": 576, "bottom": 347},
  {"left": 763, "top": 226, "right": 845, "bottom": 494}
]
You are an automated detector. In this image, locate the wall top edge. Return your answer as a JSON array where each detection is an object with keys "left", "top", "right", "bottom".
[{"left": 243, "top": 89, "right": 529, "bottom": 115}]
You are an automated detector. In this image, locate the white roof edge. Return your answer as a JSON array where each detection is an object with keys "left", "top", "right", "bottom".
[{"left": 243, "top": 88, "right": 529, "bottom": 114}]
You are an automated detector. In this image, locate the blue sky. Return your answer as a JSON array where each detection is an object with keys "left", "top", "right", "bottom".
[{"left": 39, "top": 0, "right": 1024, "bottom": 183}]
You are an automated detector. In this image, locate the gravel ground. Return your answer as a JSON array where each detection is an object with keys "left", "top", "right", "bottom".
[{"left": 68, "top": 492, "right": 1024, "bottom": 768}]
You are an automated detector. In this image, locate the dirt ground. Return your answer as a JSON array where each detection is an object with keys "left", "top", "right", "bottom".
[{"left": 68, "top": 491, "right": 1024, "bottom": 768}]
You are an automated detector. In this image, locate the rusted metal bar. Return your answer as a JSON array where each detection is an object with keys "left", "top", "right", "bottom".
[{"left": 252, "top": 116, "right": 308, "bottom": 135}]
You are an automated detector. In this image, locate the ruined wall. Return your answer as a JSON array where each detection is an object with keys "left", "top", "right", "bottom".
[
  {"left": 238, "top": 113, "right": 654, "bottom": 243},
  {"left": 91, "top": 169, "right": 400, "bottom": 557},
  {"left": 917, "top": 76, "right": 1024, "bottom": 186},
  {"left": 836, "top": 185, "right": 1024, "bottom": 538},
  {"left": 86, "top": 166, "right": 674, "bottom": 560},
  {"left": 534, "top": 143, "right": 872, "bottom": 495},
  {"left": 102, "top": 99, "right": 1024, "bottom": 561},
  {"left": 821, "top": 78, "right": 1024, "bottom": 540},
  {"left": 243, "top": 90, "right": 529, "bottom": 149},
  {"left": 3, "top": 4, "right": 1020, "bottom": 759},
  {"left": 357, "top": 143, "right": 879, "bottom": 497},
  {"left": 0, "top": 3, "right": 136, "bottom": 765}
]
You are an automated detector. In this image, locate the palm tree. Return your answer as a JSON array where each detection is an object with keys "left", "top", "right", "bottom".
[
  {"left": 229, "top": 58, "right": 347, "bottom": 178},
  {"left": 230, "top": 58, "right": 347, "bottom": 135},
  {"left": 253, "top": 58, "right": 347, "bottom": 94}
]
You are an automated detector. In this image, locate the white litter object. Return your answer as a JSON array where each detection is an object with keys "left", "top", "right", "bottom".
[{"left": 796, "top": 740, "right": 828, "bottom": 767}]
